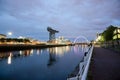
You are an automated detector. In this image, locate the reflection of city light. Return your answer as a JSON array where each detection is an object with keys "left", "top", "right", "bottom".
[
  {"left": 19, "top": 51, "right": 22, "bottom": 55},
  {"left": 19, "top": 50, "right": 34, "bottom": 56},
  {"left": 74, "top": 45, "right": 79, "bottom": 53},
  {"left": 82, "top": 47, "right": 86, "bottom": 52},
  {"left": 40, "top": 50, "right": 43, "bottom": 54},
  {"left": 55, "top": 47, "right": 58, "bottom": 53},
  {"left": 27, "top": 50, "right": 30, "bottom": 55},
  {"left": 58, "top": 48, "right": 64, "bottom": 55},
  {"left": 37, "top": 49, "right": 40, "bottom": 55},
  {"left": 7, "top": 52, "right": 12, "bottom": 64},
  {"left": 49, "top": 46, "right": 70, "bottom": 57},
  {"left": 74, "top": 45, "right": 88, "bottom": 54},
  {"left": 30, "top": 49, "right": 33, "bottom": 54},
  {"left": 65, "top": 46, "right": 70, "bottom": 52},
  {"left": 47, "top": 48, "right": 49, "bottom": 52}
]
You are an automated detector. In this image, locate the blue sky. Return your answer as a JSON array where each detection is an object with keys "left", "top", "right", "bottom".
[{"left": 0, "top": 0, "right": 120, "bottom": 41}]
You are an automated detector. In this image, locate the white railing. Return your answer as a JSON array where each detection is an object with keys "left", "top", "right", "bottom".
[{"left": 67, "top": 46, "right": 93, "bottom": 80}]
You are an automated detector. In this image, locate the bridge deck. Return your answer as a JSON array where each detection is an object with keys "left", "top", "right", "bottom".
[{"left": 88, "top": 46, "right": 120, "bottom": 80}]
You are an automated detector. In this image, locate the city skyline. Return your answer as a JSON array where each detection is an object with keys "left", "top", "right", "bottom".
[{"left": 0, "top": 0, "right": 120, "bottom": 41}]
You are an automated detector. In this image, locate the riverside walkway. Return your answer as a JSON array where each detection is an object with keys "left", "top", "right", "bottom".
[{"left": 89, "top": 45, "right": 120, "bottom": 80}]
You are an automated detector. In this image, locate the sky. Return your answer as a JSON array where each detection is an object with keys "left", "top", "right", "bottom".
[{"left": 0, "top": 0, "right": 120, "bottom": 41}]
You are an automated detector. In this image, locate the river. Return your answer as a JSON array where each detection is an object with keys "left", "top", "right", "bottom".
[{"left": 0, "top": 45, "right": 88, "bottom": 80}]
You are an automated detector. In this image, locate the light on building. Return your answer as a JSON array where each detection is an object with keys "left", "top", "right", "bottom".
[{"left": 96, "top": 36, "right": 101, "bottom": 41}]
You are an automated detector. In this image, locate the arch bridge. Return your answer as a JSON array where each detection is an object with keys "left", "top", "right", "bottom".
[{"left": 73, "top": 36, "right": 90, "bottom": 45}]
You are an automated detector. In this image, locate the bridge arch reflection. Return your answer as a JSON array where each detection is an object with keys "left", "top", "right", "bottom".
[{"left": 73, "top": 36, "right": 90, "bottom": 54}]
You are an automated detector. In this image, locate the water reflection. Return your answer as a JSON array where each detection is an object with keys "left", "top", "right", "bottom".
[
  {"left": 48, "top": 48, "right": 56, "bottom": 66},
  {"left": 0, "top": 46, "right": 71, "bottom": 66},
  {"left": 0, "top": 46, "right": 85, "bottom": 80},
  {"left": 47, "top": 46, "right": 70, "bottom": 66},
  {"left": 36, "top": 49, "right": 40, "bottom": 55},
  {"left": 19, "top": 49, "right": 33, "bottom": 56},
  {"left": 0, "top": 45, "right": 86, "bottom": 66},
  {"left": 74, "top": 44, "right": 88, "bottom": 54},
  {"left": 0, "top": 49, "right": 34, "bottom": 63},
  {"left": 7, "top": 52, "right": 12, "bottom": 64}
]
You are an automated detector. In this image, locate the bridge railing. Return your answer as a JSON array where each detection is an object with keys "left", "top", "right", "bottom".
[{"left": 67, "top": 45, "right": 93, "bottom": 80}]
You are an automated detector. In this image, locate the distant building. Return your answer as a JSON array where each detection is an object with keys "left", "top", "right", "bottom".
[
  {"left": 113, "top": 28, "right": 120, "bottom": 40},
  {"left": 0, "top": 34, "right": 6, "bottom": 39},
  {"left": 47, "top": 36, "right": 71, "bottom": 44}
]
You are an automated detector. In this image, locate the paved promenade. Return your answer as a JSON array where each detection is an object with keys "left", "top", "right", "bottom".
[{"left": 89, "top": 46, "right": 120, "bottom": 80}]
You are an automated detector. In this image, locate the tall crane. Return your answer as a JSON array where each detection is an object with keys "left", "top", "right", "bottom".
[{"left": 47, "top": 27, "right": 59, "bottom": 41}]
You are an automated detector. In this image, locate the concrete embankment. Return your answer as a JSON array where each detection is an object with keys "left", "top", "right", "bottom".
[{"left": 0, "top": 44, "right": 70, "bottom": 51}]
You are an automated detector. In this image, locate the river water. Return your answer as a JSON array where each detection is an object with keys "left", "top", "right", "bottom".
[{"left": 0, "top": 45, "right": 88, "bottom": 80}]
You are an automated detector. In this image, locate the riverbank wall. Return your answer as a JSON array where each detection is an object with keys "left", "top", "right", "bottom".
[{"left": 0, "top": 44, "right": 71, "bottom": 52}]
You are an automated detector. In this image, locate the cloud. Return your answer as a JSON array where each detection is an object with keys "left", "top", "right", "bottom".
[{"left": 0, "top": 0, "right": 120, "bottom": 41}]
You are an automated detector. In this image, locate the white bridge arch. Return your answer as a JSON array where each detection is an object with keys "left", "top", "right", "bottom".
[{"left": 73, "top": 36, "right": 90, "bottom": 44}]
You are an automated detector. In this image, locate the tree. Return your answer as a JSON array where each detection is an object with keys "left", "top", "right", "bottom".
[{"left": 103, "top": 25, "right": 117, "bottom": 41}]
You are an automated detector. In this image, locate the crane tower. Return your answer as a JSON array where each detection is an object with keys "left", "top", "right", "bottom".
[{"left": 47, "top": 27, "right": 59, "bottom": 41}]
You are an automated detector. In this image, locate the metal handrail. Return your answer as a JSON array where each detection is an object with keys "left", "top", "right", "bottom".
[{"left": 67, "top": 46, "right": 93, "bottom": 80}]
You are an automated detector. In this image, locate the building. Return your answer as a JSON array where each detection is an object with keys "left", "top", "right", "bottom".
[
  {"left": 96, "top": 33, "right": 104, "bottom": 42},
  {"left": 113, "top": 28, "right": 120, "bottom": 40},
  {"left": 47, "top": 36, "right": 71, "bottom": 45},
  {"left": 0, "top": 34, "right": 6, "bottom": 39}
]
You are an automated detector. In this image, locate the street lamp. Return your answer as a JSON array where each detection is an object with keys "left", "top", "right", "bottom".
[
  {"left": 7, "top": 32, "right": 13, "bottom": 38},
  {"left": 8, "top": 32, "right": 12, "bottom": 36}
]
